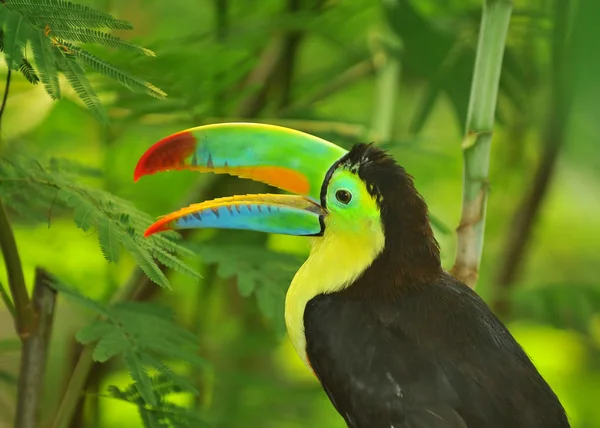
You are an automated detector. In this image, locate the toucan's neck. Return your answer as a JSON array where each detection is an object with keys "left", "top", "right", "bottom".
[{"left": 346, "top": 170, "right": 443, "bottom": 297}]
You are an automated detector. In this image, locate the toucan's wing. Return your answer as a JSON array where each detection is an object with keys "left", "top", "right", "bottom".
[{"left": 304, "top": 294, "right": 467, "bottom": 428}]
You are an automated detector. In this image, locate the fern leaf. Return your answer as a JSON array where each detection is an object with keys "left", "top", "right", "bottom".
[
  {"left": 148, "top": 245, "right": 200, "bottom": 280},
  {"left": 124, "top": 350, "right": 157, "bottom": 407},
  {"left": 18, "top": 57, "right": 39, "bottom": 84},
  {"left": 58, "top": 189, "right": 99, "bottom": 231},
  {"left": 121, "top": 234, "right": 170, "bottom": 288},
  {"left": 96, "top": 217, "right": 121, "bottom": 263},
  {"left": 29, "top": 26, "right": 60, "bottom": 98},
  {"left": 1, "top": 7, "right": 27, "bottom": 70},
  {"left": 5, "top": 0, "right": 133, "bottom": 30},
  {"left": 51, "top": 28, "right": 155, "bottom": 56},
  {"left": 71, "top": 45, "right": 166, "bottom": 99},
  {"left": 55, "top": 48, "right": 108, "bottom": 123}
]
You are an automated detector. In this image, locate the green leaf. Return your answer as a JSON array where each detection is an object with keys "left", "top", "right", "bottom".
[
  {"left": 1, "top": 7, "right": 27, "bottom": 70},
  {"left": 147, "top": 244, "right": 200, "bottom": 281},
  {"left": 52, "top": 282, "right": 207, "bottom": 411},
  {"left": 18, "top": 57, "right": 39, "bottom": 84},
  {"left": 5, "top": 0, "right": 133, "bottom": 30},
  {"left": 105, "top": 375, "right": 208, "bottom": 428},
  {"left": 1, "top": 154, "right": 196, "bottom": 290},
  {"left": 51, "top": 28, "right": 155, "bottom": 56},
  {"left": 29, "top": 26, "right": 61, "bottom": 98},
  {"left": 55, "top": 48, "right": 108, "bottom": 123},
  {"left": 124, "top": 350, "right": 157, "bottom": 406},
  {"left": 193, "top": 243, "right": 303, "bottom": 326},
  {"left": 97, "top": 217, "right": 121, "bottom": 263},
  {"left": 122, "top": 234, "right": 170, "bottom": 288},
  {"left": 71, "top": 45, "right": 166, "bottom": 99}
]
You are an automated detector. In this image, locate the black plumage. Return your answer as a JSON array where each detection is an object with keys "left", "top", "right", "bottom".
[{"left": 303, "top": 144, "right": 570, "bottom": 428}]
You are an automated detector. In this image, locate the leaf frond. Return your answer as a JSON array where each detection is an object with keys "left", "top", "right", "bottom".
[
  {"left": 5, "top": 0, "right": 133, "bottom": 29},
  {"left": 70, "top": 45, "right": 166, "bottom": 99}
]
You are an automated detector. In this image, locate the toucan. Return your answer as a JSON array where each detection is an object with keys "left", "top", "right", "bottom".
[{"left": 134, "top": 123, "right": 570, "bottom": 428}]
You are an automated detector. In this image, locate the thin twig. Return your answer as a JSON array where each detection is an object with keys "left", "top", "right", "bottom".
[
  {"left": 450, "top": 0, "right": 513, "bottom": 289},
  {"left": 0, "top": 68, "right": 11, "bottom": 138},
  {"left": 492, "top": 0, "right": 569, "bottom": 316},
  {"left": 15, "top": 267, "right": 57, "bottom": 428}
]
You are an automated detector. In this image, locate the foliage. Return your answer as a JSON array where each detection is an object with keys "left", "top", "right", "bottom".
[
  {"left": 0, "top": 0, "right": 165, "bottom": 122},
  {"left": 106, "top": 375, "right": 208, "bottom": 428},
  {"left": 51, "top": 279, "right": 207, "bottom": 408},
  {"left": 511, "top": 283, "right": 600, "bottom": 336},
  {"left": 0, "top": 153, "right": 199, "bottom": 288},
  {"left": 193, "top": 243, "right": 304, "bottom": 334}
]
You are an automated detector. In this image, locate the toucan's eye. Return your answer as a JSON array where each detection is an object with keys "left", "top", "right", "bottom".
[{"left": 335, "top": 189, "right": 352, "bottom": 204}]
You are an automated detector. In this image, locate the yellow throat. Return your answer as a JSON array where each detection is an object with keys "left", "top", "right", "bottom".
[{"left": 284, "top": 218, "right": 385, "bottom": 368}]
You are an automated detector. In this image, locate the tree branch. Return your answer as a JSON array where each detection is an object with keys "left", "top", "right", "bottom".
[
  {"left": 450, "top": 0, "right": 513, "bottom": 289},
  {"left": 491, "top": 0, "right": 569, "bottom": 316},
  {"left": 15, "top": 267, "right": 57, "bottom": 428},
  {"left": 0, "top": 200, "right": 33, "bottom": 337}
]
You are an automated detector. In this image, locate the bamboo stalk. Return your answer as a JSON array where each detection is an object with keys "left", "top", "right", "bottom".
[{"left": 450, "top": 0, "right": 513, "bottom": 289}]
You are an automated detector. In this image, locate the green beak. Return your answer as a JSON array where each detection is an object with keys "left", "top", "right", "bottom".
[{"left": 134, "top": 122, "right": 348, "bottom": 237}]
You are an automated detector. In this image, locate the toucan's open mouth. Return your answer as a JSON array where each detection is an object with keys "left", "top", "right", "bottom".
[{"left": 134, "top": 123, "right": 348, "bottom": 237}]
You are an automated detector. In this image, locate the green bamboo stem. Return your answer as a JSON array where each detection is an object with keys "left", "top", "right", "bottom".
[
  {"left": 372, "top": 54, "right": 401, "bottom": 142},
  {"left": 451, "top": 0, "right": 513, "bottom": 289}
]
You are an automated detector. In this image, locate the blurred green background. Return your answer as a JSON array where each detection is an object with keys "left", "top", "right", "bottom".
[{"left": 1, "top": 0, "right": 600, "bottom": 427}]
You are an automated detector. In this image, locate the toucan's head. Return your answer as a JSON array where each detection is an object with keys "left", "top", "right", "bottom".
[{"left": 135, "top": 123, "right": 440, "bottom": 285}]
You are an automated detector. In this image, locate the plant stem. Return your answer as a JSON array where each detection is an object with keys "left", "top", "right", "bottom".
[
  {"left": 450, "top": 0, "right": 513, "bottom": 289},
  {"left": 0, "top": 280, "right": 16, "bottom": 317},
  {"left": 492, "top": 0, "right": 569, "bottom": 315},
  {"left": 371, "top": 53, "right": 400, "bottom": 142},
  {"left": 0, "top": 68, "right": 11, "bottom": 137},
  {"left": 52, "top": 346, "right": 94, "bottom": 428},
  {"left": 0, "top": 200, "right": 33, "bottom": 336},
  {"left": 15, "top": 267, "right": 57, "bottom": 428}
]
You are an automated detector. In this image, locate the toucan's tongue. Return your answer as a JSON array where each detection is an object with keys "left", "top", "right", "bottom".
[{"left": 144, "top": 194, "right": 327, "bottom": 237}]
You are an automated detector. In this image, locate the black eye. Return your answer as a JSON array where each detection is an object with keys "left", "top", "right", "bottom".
[{"left": 335, "top": 189, "right": 352, "bottom": 204}]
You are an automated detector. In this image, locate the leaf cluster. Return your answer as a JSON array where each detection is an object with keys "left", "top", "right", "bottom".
[
  {"left": 0, "top": 153, "right": 199, "bottom": 288},
  {"left": 51, "top": 280, "right": 207, "bottom": 414},
  {"left": 192, "top": 242, "right": 304, "bottom": 334},
  {"left": 0, "top": 0, "right": 165, "bottom": 122},
  {"left": 511, "top": 282, "right": 600, "bottom": 336},
  {"left": 106, "top": 375, "right": 208, "bottom": 428}
]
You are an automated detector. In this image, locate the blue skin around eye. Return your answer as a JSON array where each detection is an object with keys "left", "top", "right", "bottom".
[{"left": 174, "top": 203, "right": 322, "bottom": 236}]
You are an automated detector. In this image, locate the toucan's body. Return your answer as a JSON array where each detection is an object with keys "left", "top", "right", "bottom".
[{"left": 134, "top": 123, "right": 570, "bottom": 427}]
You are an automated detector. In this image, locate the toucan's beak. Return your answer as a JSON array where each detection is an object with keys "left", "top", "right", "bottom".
[{"left": 134, "top": 122, "right": 347, "bottom": 237}]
